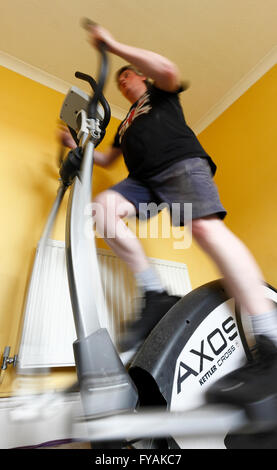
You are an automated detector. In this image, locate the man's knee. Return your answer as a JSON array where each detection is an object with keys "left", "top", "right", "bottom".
[
  {"left": 191, "top": 216, "right": 223, "bottom": 243},
  {"left": 92, "top": 190, "right": 136, "bottom": 234},
  {"left": 93, "top": 190, "right": 112, "bottom": 210}
]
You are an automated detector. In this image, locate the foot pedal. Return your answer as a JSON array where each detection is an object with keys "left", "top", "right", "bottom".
[
  {"left": 245, "top": 394, "right": 277, "bottom": 425},
  {"left": 225, "top": 425, "right": 277, "bottom": 449},
  {"left": 225, "top": 394, "right": 277, "bottom": 449}
]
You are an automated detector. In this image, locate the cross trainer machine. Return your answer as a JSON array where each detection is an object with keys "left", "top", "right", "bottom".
[{"left": 14, "top": 21, "right": 277, "bottom": 449}]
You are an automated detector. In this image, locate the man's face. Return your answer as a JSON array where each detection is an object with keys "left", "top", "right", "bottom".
[{"left": 117, "top": 69, "right": 147, "bottom": 102}]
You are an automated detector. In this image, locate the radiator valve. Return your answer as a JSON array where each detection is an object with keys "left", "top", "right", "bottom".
[{"left": 1, "top": 346, "right": 17, "bottom": 371}]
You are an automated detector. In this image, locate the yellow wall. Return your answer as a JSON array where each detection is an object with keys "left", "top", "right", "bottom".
[
  {"left": 198, "top": 64, "right": 277, "bottom": 288},
  {"left": 0, "top": 63, "right": 276, "bottom": 396}
]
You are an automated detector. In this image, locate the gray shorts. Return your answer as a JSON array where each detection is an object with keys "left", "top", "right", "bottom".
[{"left": 111, "top": 157, "right": 227, "bottom": 226}]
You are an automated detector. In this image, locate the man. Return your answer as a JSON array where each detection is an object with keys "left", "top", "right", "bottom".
[{"left": 61, "top": 24, "right": 277, "bottom": 408}]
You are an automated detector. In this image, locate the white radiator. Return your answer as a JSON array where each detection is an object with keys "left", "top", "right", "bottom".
[{"left": 18, "top": 239, "right": 191, "bottom": 369}]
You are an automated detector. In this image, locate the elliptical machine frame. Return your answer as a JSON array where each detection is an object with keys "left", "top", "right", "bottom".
[{"left": 15, "top": 24, "right": 277, "bottom": 449}]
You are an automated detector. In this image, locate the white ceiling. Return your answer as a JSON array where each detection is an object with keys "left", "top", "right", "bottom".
[{"left": 1, "top": 0, "right": 277, "bottom": 131}]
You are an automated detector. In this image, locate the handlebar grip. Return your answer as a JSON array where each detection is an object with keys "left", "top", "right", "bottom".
[
  {"left": 77, "top": 19, "right": 111, "bottom": 128},
  {"left": 81, "top": 17, "right": 97, "bottom": 31},
  {"left": 80, "top": 18, "right": 108, "bottom": 52}
]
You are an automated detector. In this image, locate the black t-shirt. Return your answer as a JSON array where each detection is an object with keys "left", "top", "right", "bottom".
[{"left": 113, "top": 84, "right": 216, "bottom": 179}]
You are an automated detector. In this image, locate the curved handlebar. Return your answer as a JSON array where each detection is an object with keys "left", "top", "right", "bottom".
[
  {"left": 75, "top": 42, "right": 111, "bottom": 129},
  {"left": 75, "top": 71, "right": 111, "bottom": 129}
]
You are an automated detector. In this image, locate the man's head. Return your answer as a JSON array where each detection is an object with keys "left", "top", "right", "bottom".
[{"left": 115, "top": 65, "right": 149, "bottom": 103}]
